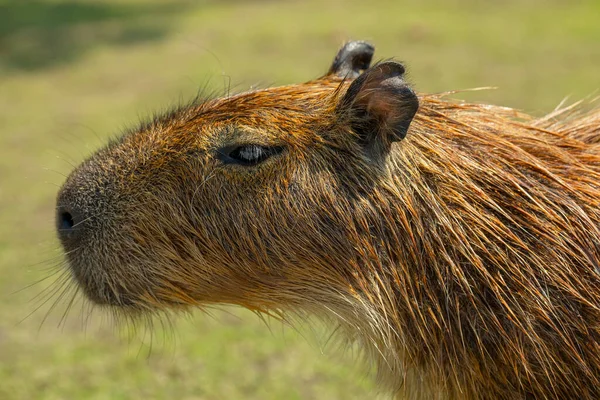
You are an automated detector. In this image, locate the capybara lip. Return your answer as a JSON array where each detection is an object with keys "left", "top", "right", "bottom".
[
  {"left": 65, "top": 258, "right": 136, "bottom": 308},
  {"left": 79, "top": 282, "right": 136, "bottom": 308},
  {"left": 55, "top": 40, "right": 600, "bottom": 399}
]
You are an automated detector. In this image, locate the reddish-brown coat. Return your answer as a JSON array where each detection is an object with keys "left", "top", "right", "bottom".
[{"left": 57, "top": 44, "right": 600, "bottom": 399}]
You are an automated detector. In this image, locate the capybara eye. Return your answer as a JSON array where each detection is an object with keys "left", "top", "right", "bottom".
[{"left": 217, "top": 144, "right": 284, "bottom": 166}]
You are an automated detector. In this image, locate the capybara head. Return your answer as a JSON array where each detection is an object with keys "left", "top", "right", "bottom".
[
  {"left": 56, "top": 42, "right": 600, "bottom": 399},
  {"left": 56, "top": 41, "right": 418, "bottom": 311}
]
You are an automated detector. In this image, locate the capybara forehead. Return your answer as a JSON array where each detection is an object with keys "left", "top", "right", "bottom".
[
  {"left": 126, "top": 78, "right": 347, "bottom": 151},
  {"left": 205, "top": 79, "right": 344, "bottom": 123}
]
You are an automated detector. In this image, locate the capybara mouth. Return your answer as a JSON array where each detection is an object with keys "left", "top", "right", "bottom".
[
  {"left": 79, "top": 280, "right": 137, "bottom": 308},
  {"left": 63, "top": 241, "right": 200, "bottom": 311},
  {"left": 65, "top": 257, "right": 137, "bottom": 308}
]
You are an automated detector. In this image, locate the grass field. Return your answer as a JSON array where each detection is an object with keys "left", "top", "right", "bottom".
[{"left": 1, "top": 0, "right": 599, "bottom": 399}]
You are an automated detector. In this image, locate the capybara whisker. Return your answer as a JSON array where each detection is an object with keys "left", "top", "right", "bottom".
[{"left": 20, "top": 269, "right": 73, "bottom": 326}]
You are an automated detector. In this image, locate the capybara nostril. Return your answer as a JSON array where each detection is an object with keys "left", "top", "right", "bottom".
[
  {"left": 58, "top": 210, "right": 75, "bottom": 231},
  {"left": 55, "top": 203, "right": 85, "bottom": 248}
]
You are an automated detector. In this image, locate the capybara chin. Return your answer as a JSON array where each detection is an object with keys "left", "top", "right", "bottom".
[{"left": 56, "top": 41, "right": 600, "bottom": 399}]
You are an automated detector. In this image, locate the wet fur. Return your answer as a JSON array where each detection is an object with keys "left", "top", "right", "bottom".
[{"left": 58, "top": 56, "right": 600, "bottom": 399}]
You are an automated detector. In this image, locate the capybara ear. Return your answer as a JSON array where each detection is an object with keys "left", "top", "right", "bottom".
[
  {"left": 327, "top": 41, "right": 375, "bottom": 79},
  {"left": 337, "top": 61, "right": 419, "bottom": 151}
]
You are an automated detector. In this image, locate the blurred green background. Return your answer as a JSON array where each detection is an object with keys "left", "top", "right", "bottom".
[{"left": 1, "top": 0, "right": 599, "bottom": 399}]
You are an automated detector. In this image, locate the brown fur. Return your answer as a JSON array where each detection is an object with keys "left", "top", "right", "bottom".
[{"left": 56, "top": 43, "right": 600, "bottom": 399}]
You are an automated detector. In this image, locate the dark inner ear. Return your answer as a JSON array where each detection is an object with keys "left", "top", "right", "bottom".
[
  {"left": 327, "top": 41, "right": 375, "bottom": 79},
  {"left": 337, "top": 61, "right": 419, "bottom": 155}
]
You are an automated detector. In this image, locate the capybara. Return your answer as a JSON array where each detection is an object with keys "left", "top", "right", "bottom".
[{"left": 56, "top": 41, "right": 600, "bottom": 399}]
